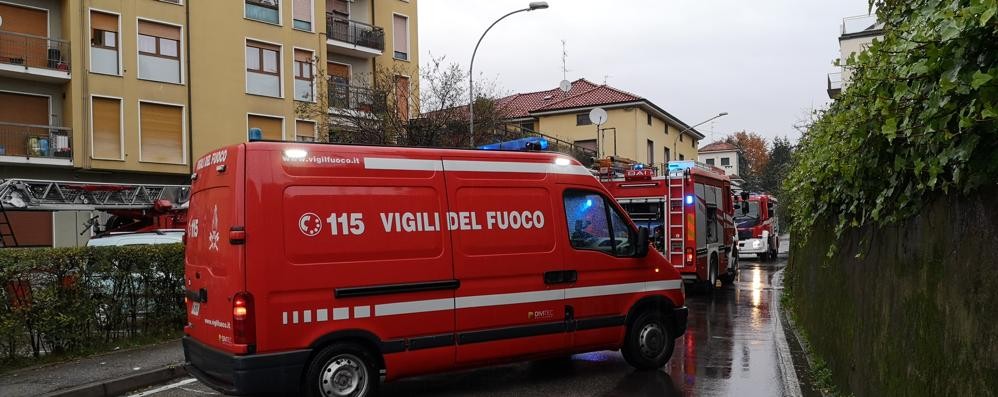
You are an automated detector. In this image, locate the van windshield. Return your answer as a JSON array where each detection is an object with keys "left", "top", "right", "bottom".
[{"left": 735, "top": 201, "right": 761, "bottom": 226}]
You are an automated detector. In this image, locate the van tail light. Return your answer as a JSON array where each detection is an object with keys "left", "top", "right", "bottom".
[
  {"left": 233, "top": 292, "right": 256, "bottom": 346},
  {"left": 685, "top": 247, "right": 694, "bottom": 265}
]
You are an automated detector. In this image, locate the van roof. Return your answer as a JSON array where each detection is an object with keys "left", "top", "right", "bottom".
[{"left": 242, "top": 140, "right": 583, "bottom": 163}]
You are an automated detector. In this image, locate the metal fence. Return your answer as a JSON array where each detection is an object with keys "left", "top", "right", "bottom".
[
  {"left": 326, "top": 15, "right": 385, "bottom": 51},
  {"left": 0, "top": 122, "right": 72, "bottom": 160},
  {"left": 0, "top": 31, "right": 70, "bottom": 72}
]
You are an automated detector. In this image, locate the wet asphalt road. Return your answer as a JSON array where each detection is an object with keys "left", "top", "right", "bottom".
[{"left": 130, "top": 256, "right": 792, "bottom": 397}]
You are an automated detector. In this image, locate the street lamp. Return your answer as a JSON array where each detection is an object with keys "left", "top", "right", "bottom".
[
  {"left": 469, "top": 2, "right": 549, "bottom": 147},
  {"left": 672, "top": 112, "right": 728, "bottom": 160}
]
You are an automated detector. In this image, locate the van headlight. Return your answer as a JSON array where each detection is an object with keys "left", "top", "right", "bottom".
[{"left": 752, "top": 240, "right": 762, "bottom": 248}]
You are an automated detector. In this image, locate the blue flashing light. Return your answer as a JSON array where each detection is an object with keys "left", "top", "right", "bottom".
[
  {"left": 248, "top": 127, "right": 263, "bottom": 141},
  {"left": 584, "top": 199, "right": 593, "bottom": 209},
  {"left": 668, "top": 161, "right": 696, "bottom": 172},
  {"left": 686, "top": 195, "right": 694, "bottom": 205},
  {"left": 477, "top": 136, "right": 549, "bottom": 151},
  {"left": 633, "top": 164, "right": 644, "bottom": 170}
]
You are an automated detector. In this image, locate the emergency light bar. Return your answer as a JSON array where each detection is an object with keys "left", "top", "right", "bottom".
[{"left": 478, "top": 137, "right": 549, "bottom": 151}]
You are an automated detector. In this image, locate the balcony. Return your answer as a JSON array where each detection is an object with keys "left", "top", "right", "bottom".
[
  {"left": 326, "top": 14, "right": 384, "bottom": 57},
  {"left": 827, "top": 72, "right": 842, "bottom": 99},
  {"left": 328, "top": 83, "right": 385, "bottom": 114},
  {"left": 841, "top": 14, "right": 883, "bottom": 38},
  {"left": 0, "top": 122, "right": 73, "bottom": 166},
  {"left": 0, "top": 31, "right": 71, "bottom": 82}
]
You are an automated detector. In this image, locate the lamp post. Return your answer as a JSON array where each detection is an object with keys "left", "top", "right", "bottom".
[
  {"left": 469, "top": 2, "right": 549, "bottom": 147},
  {"left": 672, "top": 112, "right": 728, "bottom": 161}
]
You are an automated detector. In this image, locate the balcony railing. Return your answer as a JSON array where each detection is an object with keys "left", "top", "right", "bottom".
[
  {"left": 0, "top": 30, "right": 71, "bottom": 72},
  {"left": 325, "top": 14, "right": 385, "bottom": 51},
  {"left": 841, "top": 14, "right": 882, "bottom": 36},
  {"left": 828, "top": 72, "right": 843, "bottom": 98},
  {"left": 0, "top": 122, "right": 72, "bottom": 161},
  {"left": 328, "top": 83, "right": 385, "bottom": 113}
]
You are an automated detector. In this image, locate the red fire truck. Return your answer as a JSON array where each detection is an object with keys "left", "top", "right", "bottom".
[
  {"left": 601, "top": 161, "right": 737, "bottom": 290},
  {"left": 183, "top": 142, "right": 688, "bottom": 396},
  {"left": 735, "top": 193, "right": 780, "bottom": 261}
]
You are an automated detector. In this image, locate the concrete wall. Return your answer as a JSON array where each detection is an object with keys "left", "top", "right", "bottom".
[
  {"left": 787, "top": 187, "right": 998, "bottom": 396},
  {"left": 839, "top": 35, "right": 878, "bottom": 85}
]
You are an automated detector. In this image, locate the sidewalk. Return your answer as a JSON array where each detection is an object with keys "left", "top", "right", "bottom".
[{"left": 0, "top": 339, "right": 185, "bottom": 397}]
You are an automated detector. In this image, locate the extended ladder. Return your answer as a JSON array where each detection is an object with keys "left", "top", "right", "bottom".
[
  {"left": 667, "top": 175, "right": 686, "bottom": 267},
  {"left": 0, "top": 179, "right": 190, "bottom": 211},
  {"left": 0, "top": 201, "right": 17, "bottom": 247}
]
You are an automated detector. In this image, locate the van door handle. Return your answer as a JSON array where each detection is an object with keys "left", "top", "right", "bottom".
[{"left": 544, "top": 270, "right": 578, "bottom": 285}]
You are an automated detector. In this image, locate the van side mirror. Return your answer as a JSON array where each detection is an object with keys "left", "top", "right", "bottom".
[
  {"left": 740, "top": 192, "right": 750, "bottom": 201},
  {"left": 635, "top": 227, "right": 650, "bottom": 258}
]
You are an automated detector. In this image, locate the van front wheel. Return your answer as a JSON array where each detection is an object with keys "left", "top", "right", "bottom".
[
  {"left": 622, "top": 311, "right": 675, "bottom": 370},
  {"left": 305, "top": 342, "right": 379, "bottom": 397}
]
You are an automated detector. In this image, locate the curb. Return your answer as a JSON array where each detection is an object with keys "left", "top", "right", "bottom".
[
  {"left": 42, "top": 365, "right": 187, "bottom": 397},
  {"left": 772, "top": 269, "right": 804, "bottom": 397}
]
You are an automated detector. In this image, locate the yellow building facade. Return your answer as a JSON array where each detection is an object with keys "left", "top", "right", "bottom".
[
  {"left": 501, "top": 79, "right": 703, "bottom": 168},
  {"left": 0, "top": 0, "right": 419, "bottom": 184}
]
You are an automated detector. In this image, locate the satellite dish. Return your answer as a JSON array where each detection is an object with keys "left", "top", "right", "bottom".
[
  {"left": 559, "top": 79, "right": 572, "bottom": 93},
  {"left": 589, "top": 107, "right": 608, "bottom": 126}
]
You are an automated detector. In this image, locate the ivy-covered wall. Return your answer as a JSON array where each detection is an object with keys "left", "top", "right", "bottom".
[{"left": 786, "top": 187, "right": 998, "bottom": 396}]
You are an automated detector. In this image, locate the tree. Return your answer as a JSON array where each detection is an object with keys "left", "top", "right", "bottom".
[
  {"left": 295, "top": 55, "right": 514, "bottom": 148},
  {"left": 761, "top": 136, "right": 794, "bottom": 195},
  {"left": 724, "top": 131, "right": 770, "bottom": 191}
]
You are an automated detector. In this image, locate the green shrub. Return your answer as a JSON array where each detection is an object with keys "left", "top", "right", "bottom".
[
  {"left": 785, "top": 0, "right": 998, "bottom": 251},
  {"left": 0, "top": 244, "right": 184, "bottom": 364}
]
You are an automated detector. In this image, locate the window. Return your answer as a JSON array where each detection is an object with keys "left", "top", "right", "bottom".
[
  {"left": 139, "top": 102, "right": 184, "bottom": 164},
  {"left": 576, "top": 113, "right": 592, "bottom": 126},
  {"left": 647, "top": 113, "right": 652, "bottom": 126},
  {"left": 138, "top": 21, "right": 182, "bottom": 84},
  {"left": 159, "top": 0, "right": 182, "bottom": 4},
  {"left": 293, "top": 49, "right": 314, "bottom": 101},
  {"left": 679, "top": 154, "right": 685, "bottom": 160},
  {"left": 91, "top": 96, "right": 122, "bottom": 160},
  {"left": 721, "top": 157, "right": 730, "bottom": 166},
  {"left": 246, "top": 0, "right": 280, "bottom": 24},
  {"left": 393, "top": 14, "right": 409, "bottom": 61},
  {"left": 664, "top": 147, "right": 671, "bottom": 163},
  {"left": 647, "top": 140, "right": 654, "bottom": 164},
  {"left": 248, "top": 114, "right": 283, "bottom": 140},
  {"left": 292, "top": 0, "right": 312, "bottom": 30},
  {"left": 679, "top": 133, "right": 683, "bottom": 142},
  {"left": 395, "top": 75, "right": 410, "bottom": 120},
  {"left": 564, "top": 190, "right": 636, "bottom": 256},
  {"left": 706, "top": 158, "right": 715, "bottom": 166},
  {"left": 519, "top": 121, "right": 534, "bottom": 131},
  {"left": 90, "top": 11, "right": 119, "bottom": 75},
  {"left": 246, "top": 41, "right": 281, "bottom": 97},
  {"left": 295, "top": 120, "right": 316, "bottom": 142}
]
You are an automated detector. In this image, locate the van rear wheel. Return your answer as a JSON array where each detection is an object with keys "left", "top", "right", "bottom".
[
  {"left": 622, "top": 310, "right": 675, "bottom": 370},
  {"left": 304, "top": 342, "right": 379, "bottom": 397}
]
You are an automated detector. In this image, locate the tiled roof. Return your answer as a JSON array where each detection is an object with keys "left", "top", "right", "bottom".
[
  {"left": 497, "top": 79, "right": 641, "bottom": 118},
  {"left": 699, "top": 141, "right": 739, "bottom": 153}
]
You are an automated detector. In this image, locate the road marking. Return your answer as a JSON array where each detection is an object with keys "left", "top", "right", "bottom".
[{"left": 126, "top": 377, "right": 198, "bottom": 396}]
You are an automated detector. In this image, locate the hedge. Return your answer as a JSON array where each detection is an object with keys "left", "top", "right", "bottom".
[{"left": 0, "top": 244, "right": 185, "bottom": 365}]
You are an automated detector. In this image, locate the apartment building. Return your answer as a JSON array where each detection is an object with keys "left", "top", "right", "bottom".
[
  {"left": 827, "top": 14, "right": 883, "bottom": 99},
  {"left": 0, "top": 0, "right": 418, "bottom": 246},
  {"left": 499, "top": 79, "right": 704, "bottom": 167},
  {"left": 697, "top": 141, "right": 743, "bottom": 191}
]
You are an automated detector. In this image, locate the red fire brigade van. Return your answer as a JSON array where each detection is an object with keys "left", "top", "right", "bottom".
[
  {"left": 736, "top": 193, "right": 780, "bottom": 261},
  {"left": 601, "top": 161, "right": 737, "bottom": 290},
  {"left": 183, "top": 142, "right": 688, "bottom": 396}
]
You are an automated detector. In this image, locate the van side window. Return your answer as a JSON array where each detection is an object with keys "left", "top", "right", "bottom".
[{"left": 564, "top": 190, "right": 635, "bottom": 256}]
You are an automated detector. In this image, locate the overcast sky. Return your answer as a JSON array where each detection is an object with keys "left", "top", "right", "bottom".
[{"left": 418, "top": 0, "right": 873, "bottom": 144}]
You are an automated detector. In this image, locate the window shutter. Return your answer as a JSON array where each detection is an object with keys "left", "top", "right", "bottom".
[
  {"left": 329, "top": 0, "right": 348, "bottom": 15},
  {"left": 294, "top": 49, "right": 312, "bottom": 63},
  {"left": 138, "top": 20, "right": 181, "bottom": 40},
  {"left": 248, "top": 115, "right": 283, "bottom": 140},
  {"left": 296, "top": 120, "right": 316, "bottom": 140},
  {"left": 293, "top": 0, "right": 311, "bottom": 21},
  {"left": 140, "top": 102, "right": 184, "bottom": 164},
  {"left": 92, "top": 97, "right": 122, "bottom": 159},
  {"left": 91, "top": 11, "right": 118, "bottom": 32},
  {"left": 393, "top": 15, "right": 407, "bottom": 53}
]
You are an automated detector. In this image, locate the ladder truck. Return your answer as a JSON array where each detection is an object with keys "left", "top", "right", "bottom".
[
  {"left": 0, "top": 179, "right": 190, "bottom": 247},
  {"left": 601, "top": 161, "right": 738, "bottom": 289}
]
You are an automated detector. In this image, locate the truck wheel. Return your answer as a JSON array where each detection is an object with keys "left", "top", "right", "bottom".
[
  {"left": 704, "top": 256, "right": 718, "bottom": 292},
  {"left": 304, "top": 342, "right": 379, "bottom": 397},
  {"left": 720, "top": 253, "right": 737, "bottom": 285},
  {"left": 622, "top": 310, "right": 675, "bottom": 370}
]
